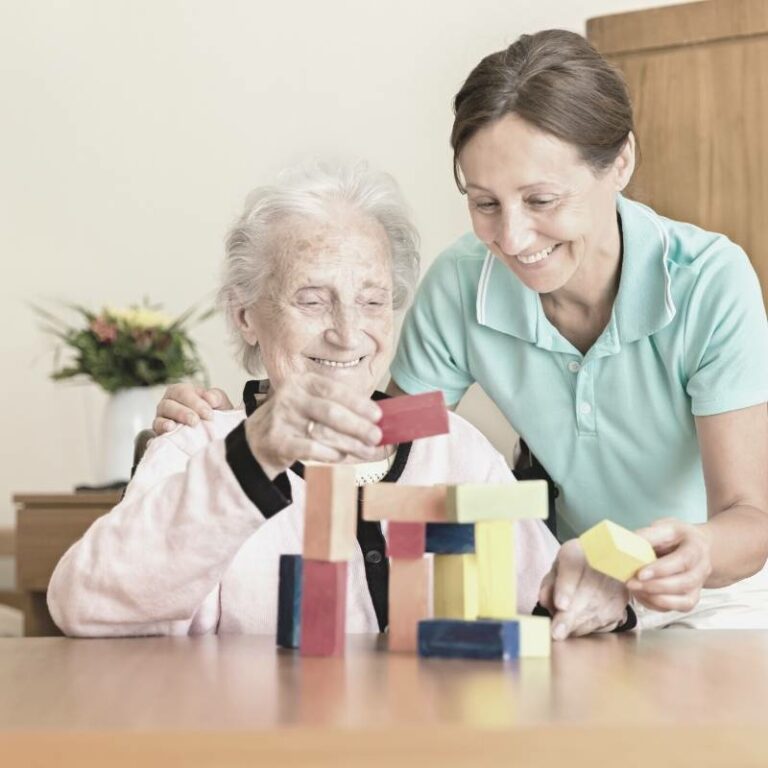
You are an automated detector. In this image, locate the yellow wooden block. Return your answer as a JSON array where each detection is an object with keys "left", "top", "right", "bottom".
[
  {"left": 433, "top": 554, "right": 478, "bottom": 620},
  {"left": 516, "top": 615, "right": 551, "bottom": 658},
  {"left": 448, "top": 481, "right": 548, "bottom": 523},
  {"left": 579, "top": 519, "right": 656, "bottom": 582},
  {"left": 475, "top": 521, "right": 516, "bottom": 619}
]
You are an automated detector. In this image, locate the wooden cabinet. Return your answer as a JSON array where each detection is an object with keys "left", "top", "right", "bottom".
[
  {"left": 587, "top": 0, "right": 768, "bottom": 304},
  {"left": 13, "top": 493, "right": 120, "bottom": 636}
]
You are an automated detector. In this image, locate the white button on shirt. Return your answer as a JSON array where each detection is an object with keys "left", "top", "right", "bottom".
[
  {"left": 579, "top": 402, "right": 592, "bottom": 415},
  {"left": 568, "top": 361, "right": 581, "bottom": 373}
]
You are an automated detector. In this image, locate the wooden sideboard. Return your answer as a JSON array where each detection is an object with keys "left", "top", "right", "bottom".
[{"left": 13, "top": 493, "right": 120, "bottom": 636}]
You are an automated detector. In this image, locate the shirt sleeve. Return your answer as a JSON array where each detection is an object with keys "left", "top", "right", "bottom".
[
  {"left": 390, "top": 250, "right": 475, "bottom": 405},
  {"left": 684, "top": 244, "right": 768, "bottom": 416},
  {"left": 46, "top": 425, "right": 269, "bottom": 637}
]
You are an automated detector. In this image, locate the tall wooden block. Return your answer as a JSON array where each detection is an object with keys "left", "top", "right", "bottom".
[
  {"left": 377, "top": 391, "right": 450, "bottom": 446},
  {"left": 362, "top": 484, "right": 455, "bottom": 523},
  {"left": 276, "top": 554, "right": 303, "bottom": 649},
  {"left": 425, "top": 523, "right": 475, "bottom": 554},
  {"left": 303, "top": 464, "right": 357, "bottom": 562},
  {"left": 579, "top": 519, "right": 656, "bottom": 582},
  {"left": 388, "top": 557, "right": 431, "bottom": 652},
  {"left": 516, "top": 615, "right": 551, "bottom": 658},
  {"left": 433, "top": 554, "right": 478, "bottom": 620},
  {"left": 418, "top": 619, "right": 520, "bottom": 660},
  {"left": 386, "top": 522, "right": 426, "bottom": 558},
  {"left": 475, "top": 521, "right": 516, "bottom": 620},
  {"left": 300, "top": 559, "right": 347, "bottom": 657},
  {"left": 448, "top": 481, "right": 548, "bottom": 522}
]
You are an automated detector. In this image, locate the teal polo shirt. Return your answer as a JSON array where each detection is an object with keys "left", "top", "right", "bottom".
[{"left": 390, "top": 196, "right": 768, "bottom": 541}]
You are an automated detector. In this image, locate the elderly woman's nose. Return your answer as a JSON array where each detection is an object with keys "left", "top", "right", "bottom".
[{"left": 325, "top": 306, "right": 363, "bottom": 347}]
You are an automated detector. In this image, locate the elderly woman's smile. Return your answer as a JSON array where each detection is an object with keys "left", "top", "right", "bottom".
[{"left": 236, "top": 211, "right": 395, "bottom": 395}]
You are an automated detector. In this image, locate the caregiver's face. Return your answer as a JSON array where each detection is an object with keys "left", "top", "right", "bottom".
[
  {"left": 458, "top": 113, "right": 631, "bottom": 295},
  {"left": 238, "top": 209, "right": 394, "bottom": 394}
]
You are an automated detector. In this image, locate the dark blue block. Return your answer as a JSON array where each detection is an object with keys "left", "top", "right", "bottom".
[
  {"left": 425, "top": 523, "right": 475, "bottom": 554},
  {"left": 418, "top": 619, "right": 520, "bottom": 660},
  {"left": 277, "top": 554, "right": 303, "bottom": 649}
]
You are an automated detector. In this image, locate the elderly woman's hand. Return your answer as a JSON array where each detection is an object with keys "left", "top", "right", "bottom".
[
  {"left": 626, "top": 518, "right": 712, "bottom": 612},
  {"left": 539, "top": 539, "right": 630, "bottom": 640},
  {"left": 244, "top": 372, "right": 383, "bottom": 479},
  {"left": 152, "top": 384, "right": 234, "bottom": 434}
]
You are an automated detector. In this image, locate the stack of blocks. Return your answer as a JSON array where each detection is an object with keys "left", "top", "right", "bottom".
[
  {"left": 276, "top": 390, "right": 551, "bottom": 661},
  {"left": 364, "top": 481, "right": 552, "bottom": 660},
  {"left": 277, "top": 463, "right": 357, "bottom": 656}
]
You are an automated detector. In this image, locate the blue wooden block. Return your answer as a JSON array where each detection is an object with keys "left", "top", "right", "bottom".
[
  {"left": 425, "top": 523, "right": 475, "bottom": 554},
  {"left": 277, "top": 554, "right": 303, "bottom": 649},
  {"left": 417, "top": 619, "right": 520, "bottom": 660}
]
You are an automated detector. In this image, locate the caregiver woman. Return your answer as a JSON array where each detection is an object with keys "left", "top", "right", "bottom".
[{"left": 157, "top": 30, "right": 768, "bottom": 630}]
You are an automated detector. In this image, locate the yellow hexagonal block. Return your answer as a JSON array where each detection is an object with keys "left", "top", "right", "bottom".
[{"left": 579, "top": 519, "right": 656, "bottom": 582}]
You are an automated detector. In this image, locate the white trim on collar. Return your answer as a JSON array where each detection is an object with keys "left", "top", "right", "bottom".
[{"left": 476, "top": 249, "right": 495, "bottom": 326}]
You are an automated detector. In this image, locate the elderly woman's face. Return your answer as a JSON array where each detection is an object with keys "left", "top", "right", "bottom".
[
  {"left": 238, "top": 210, "right": 394, "bottom": 394},
  {"left": 459, "top": 113, "right": 633, "bottom": 296}
]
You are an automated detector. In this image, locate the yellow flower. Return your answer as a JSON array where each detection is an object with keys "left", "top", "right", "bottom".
[{"left": 105, "top": 306, "right": 173, "bottom": 329}]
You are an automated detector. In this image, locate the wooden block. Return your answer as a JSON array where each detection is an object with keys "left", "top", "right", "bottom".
[
  {"left": 475, "top": 521, "right": 516, "bottom": 620},
  {"left": 433, "top": 554, "right": 478, "bottom": 620},
  {"left": 516, "top": 615, "right": 551, "bottom": 657},
  {"left": 377, "top": 391, "right": 449, "bottom": 446},
  {"left": 425, "top": 523, "right": 475, "bottom": 554},
  {"left": 300, "top": 559, "right": 347, "bottom": 657},
  {"left": 388, "top": 557, "right": 431, "bottom": 652},
  {"left": 386, "top": 522, "right": 426, "bottom": 558},
  {"left": 362, "top": 484, "right": 455, "bottom": 523},
  {"left": 303, "top": 464, "right": 357, "bottom": 562},
  {"left": 448, "top": 481, "right": 548, "bottom": 523},
  {"left": 276, "top": 555, "right": 303, "bottom": 649},
  {"left": 418, "top": 619, "right": 520, "bottom": 660},
  {"left": 579, "top": 519, "right": 657, "bottom": 582}
]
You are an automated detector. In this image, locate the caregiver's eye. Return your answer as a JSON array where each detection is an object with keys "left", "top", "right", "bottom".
[{"left": 527, "top": 196, "right": 558, "bottom": 209}]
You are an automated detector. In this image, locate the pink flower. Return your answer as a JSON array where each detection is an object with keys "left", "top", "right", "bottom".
[{"left": 90, "top": 317, "right": 118, "bottom": 343}]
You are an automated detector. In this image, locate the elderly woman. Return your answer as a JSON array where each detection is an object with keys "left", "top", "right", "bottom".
[
  {"left": 159, "top": 30, "right": 768, "bottom": 635},
  {"left": 47, "top": 160, "right": 577, "bottom": 638}
]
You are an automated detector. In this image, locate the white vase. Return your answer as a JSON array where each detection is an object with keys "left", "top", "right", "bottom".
[{"left": 97, "top": 387, "right": 159, "bottom": 484}]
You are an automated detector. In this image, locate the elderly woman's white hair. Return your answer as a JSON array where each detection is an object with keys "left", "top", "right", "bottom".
[{"left": 219, "top": 158, "right": 421, "bottom": 375}]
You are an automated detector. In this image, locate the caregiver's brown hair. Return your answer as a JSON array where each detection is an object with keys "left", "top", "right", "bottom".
[{"left": 451, "top": 29, "right": 636, "bottom": 191}]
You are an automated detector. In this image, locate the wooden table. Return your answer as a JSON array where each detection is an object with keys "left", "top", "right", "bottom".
[
  {"left": 1, "top": 630, "right": 768, "bottom": 767},
  {"left": 13, "top": 493, "right": 120, "bottom": 635}
]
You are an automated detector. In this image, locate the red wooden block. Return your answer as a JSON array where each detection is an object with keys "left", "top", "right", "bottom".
[
  {"left": 386, "top": 522, "right": 427, "bottom": 558},
  {"left": 300, "top": 559, "right": 347, "bottom": 657},
  {"left": 377, "top": 391, "right": 449, "bottom": 446}
]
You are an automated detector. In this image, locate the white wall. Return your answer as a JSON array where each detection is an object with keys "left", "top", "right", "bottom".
[{"left": 0, "top": 0, "right": 685, "bottom": 533}]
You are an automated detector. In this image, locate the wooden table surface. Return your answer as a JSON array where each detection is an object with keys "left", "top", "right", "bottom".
[{"left": 2, "top": 630, "right": 768, "bottom": 767}]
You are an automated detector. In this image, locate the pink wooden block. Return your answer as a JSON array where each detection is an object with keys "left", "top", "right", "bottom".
[
  {"left": 377, "top": 391, "right": 449, "bottom": 446},
  {"left": 386, "top": 522, "right": 427, "bottom": 558},
  {"left": 300, "top": 559, "right": 347, "bottom": 657},
  {"left": 389, "top": 557, "right": 431, "bottom": 652}
]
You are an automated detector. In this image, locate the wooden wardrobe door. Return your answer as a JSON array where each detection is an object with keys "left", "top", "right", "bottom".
[{"left": 588, "top": 0, "right": 768, "bottom": 307}]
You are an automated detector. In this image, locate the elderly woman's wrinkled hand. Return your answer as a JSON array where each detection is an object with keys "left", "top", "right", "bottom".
[
  {"left": 626, "top": 518, "right": 712, "bottom": 613},
  {"left": 153, "top": 383, "right": 234, "bottom": 434},
  {"left": 244, "top": 372, "right": 383, "bottom": 479},
  {"left": 539, "top": 539, "right": 630, "bottom": 640}
]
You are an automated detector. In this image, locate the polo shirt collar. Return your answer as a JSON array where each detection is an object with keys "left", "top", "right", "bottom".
[{"left": 475, "top": 194, "right": 676, "bottom": 348}]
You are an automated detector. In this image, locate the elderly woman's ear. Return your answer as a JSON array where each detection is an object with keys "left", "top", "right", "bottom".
[{"left": 235, "top": 306, "right": 260, "bottom": 347}]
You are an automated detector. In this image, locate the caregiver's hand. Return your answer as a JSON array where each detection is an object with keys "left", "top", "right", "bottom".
[
  {"left": 244, "top": 373, "right": 383, "bottom": 479},
  {"left": 626, "top": 518, "right": 712, "bottom": 612},
  {"left": 539, "top": 539, "right": 630, "bottom": 640},
  {"left": 153, "top": 384, "right": 234, "bottom": 433}
]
